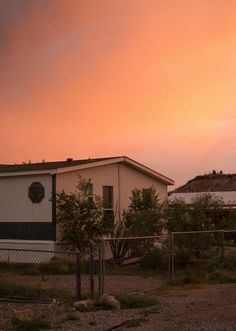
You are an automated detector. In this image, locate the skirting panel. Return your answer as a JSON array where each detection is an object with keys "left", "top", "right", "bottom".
[{"left": 0, "top": 222, "right": 56, "bottom": 240}]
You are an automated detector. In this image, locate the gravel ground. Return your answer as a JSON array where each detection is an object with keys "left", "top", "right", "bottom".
[{"left": 0, "top": 284, "right": 235, "bottom": 330}]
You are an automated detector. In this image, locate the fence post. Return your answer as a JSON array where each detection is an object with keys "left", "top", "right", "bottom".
[
  {"left": 221, "top": 230, "right": 225, "bottom": 261},
  {"left": 89, "top": 243, "right": 94, "bottom": 298},
  {"left": 168, "top": 235, "right": 171, "bottom": 283},
  {"left": 170, "top": 233, "right": 174, "bottom": 282},
  {"left": 98, "top": 238, "right": 105, "bottom": 296},
  {"left": 75, "top": 249, "right": 82, "bottom": 300}
]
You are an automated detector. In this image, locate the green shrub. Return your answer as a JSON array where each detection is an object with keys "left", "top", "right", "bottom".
[
  {"left": 208, "top": 269, "right": 236, "bottom": 284},
  {"left": 171, "top": 256, "right": 236, "bottom": 286},
  {"left": 171, "top": 270, "right": 201, "bottom": 286},
  {"left": 206, "top": 256, "right": 236, "bottom": 272}
]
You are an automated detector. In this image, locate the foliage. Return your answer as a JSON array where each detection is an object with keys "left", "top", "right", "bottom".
[
  {"left": 0, "top": 258, "right": 76, "bottom": 275},
  {"left": 56, "top": 176, "right": 109, "bottom": 253},
  {"left": 108, "top": 187, "right": 163, "bottom": 259},
  {"left": 0, "top": 281, "right": 71, "bottom": 300},
  {"left": 164, "top": 194, "right": 235, "bottom": 263},
  {"left": 140, "top": 247, "right": 168, "bottom": 270},
  {"left": 109, "top": 213, "right": 130, "bottom": 263},
  {"left": 171, "top": 255, "right": 236, "bottom": 285},
  {"left": 125, "top": 187, "right": 163, "bottom": 237}
]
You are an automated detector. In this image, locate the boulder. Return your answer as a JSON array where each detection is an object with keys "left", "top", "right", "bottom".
[
  {"left": 73, "top": 299, "right": 94, "bottom": 311},
  {"left": 13, "top": 309, "right": 35, "bottom": 322},
  {"left": 98, "top": 293, "right": 121, "bottom": 310}
]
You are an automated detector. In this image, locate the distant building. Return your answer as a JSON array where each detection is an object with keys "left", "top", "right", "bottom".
[{"left": 169, "top": 172, "right": 236, "bottom": 208}]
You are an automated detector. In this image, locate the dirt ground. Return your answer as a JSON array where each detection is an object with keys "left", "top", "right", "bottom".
[
  {"left": 0, "top": 284, "right": 235, "bottom": 330},
  {"left": 0, "top": 273, "right": 164, "bottom": 295}
]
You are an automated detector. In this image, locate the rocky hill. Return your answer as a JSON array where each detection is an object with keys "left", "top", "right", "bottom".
[{"left": 173, "top": 172, "right": 236, "bottom": 193}]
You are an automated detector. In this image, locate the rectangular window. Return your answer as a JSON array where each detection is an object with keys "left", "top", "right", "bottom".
[
  {"left": 103, "top": 186, "right": 113, "bottom": 209},
  {"left": 87, "top": 182, "right": 93, "bottom": 196},
  {"left": 87, "top": 182, "right": 93, "bottom": 206}
]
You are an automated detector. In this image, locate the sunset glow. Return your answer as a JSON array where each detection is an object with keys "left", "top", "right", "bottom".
[{"left": 1, "top": 0, "right": 236, "bottom": 186}]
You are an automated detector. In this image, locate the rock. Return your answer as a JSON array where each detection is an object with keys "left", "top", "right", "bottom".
[
  {"left": 98, "top": 293, "right": 121, "bottom": 310},
  {"left": 73, "top": 299, "right": 94, "bottom": 311},
  {"left": 13, "top": 309, "right": 35, "bottom": 322}
]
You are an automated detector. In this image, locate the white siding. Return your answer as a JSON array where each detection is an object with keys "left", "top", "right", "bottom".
[
  {"left": 56, "top": 163, "right": 119, "bottom": 210},
  {"left": 56, "top": 163, "right": 168, "bottom": 215},
  {"left": 0, "top": 175, "right": 52, "bottom": 222},
  {"left": 119, "top": 164, "right": 167, "bottom": 212}
]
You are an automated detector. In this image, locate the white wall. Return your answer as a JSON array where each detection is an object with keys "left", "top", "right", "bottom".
[
  {"left": 56, "top": 163, "right": 119, "bottom": 207},
  {"left": 119, "top": 164, "right": 167, "bottom": 212},
  {"left": 0, "top": 175, "right": 52, "bottom": 222},
  {"left": 57, "top": 163, "right": 168, "bottom": 215}
]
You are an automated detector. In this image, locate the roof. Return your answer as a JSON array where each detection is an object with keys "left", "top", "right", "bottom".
[
  {"left": 0, "top": 156, "right": 174, "bottom": 185},
  {"left": 0, "top": 157, "right": 117, "bottom": 173},
  {"left": 169, "top": 191, "right": 236, "bottom": 205}
]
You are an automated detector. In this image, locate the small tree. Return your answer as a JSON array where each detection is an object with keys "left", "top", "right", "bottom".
[
  {"left": 56, "top": 177, "right": 107, "bottom": 253},
  {"left": 56, "top": 176, "right": 108, "bottom": 298},
  {"left": 125, "top": 187, "right": 163, "bottom": 256},
  {"left": 125, "top": 187, "right": 163, "bottom": 237}
]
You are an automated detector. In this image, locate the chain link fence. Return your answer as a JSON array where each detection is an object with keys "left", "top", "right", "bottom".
[
  {"left": 99, "top": 235, "right": 171, "bottom": 296},
  {"left": 99, "top": 230, "right": 236, "bottom": 295},
  {"left": 0, "top": 230, "right": 235, "bottom": 301},
  {"left": 169, "top": 230, "right": 236, "bottom": 285},
  {"left": 0, "top": 243, "right": 101, "bottom": 301}
]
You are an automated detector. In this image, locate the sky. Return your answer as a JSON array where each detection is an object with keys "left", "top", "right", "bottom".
[{"left": 1, "top": 0, "right": 236, "bottom": 188}]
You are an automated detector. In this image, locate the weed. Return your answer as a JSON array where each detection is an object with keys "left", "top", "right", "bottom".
[
  {"left": 171, "top": 270, "right": 201, "bottom": 286},
  {"left": 141, "top": 306, "right": 161, "bottom": 316},
  {"left": 66, "top": 313, "right": 78, "bottom": 321},
  {"left": 208, "top": 269, "right": 236, "bottom": 284},
  {"left": 115, "top": 294, "right": 159, "bottom": 309},
  {"left": 0, "top": 281, "right": 72, "bottom": 300},
  {"left": 171, "top": 256, "right": 236, "bottom": 286},
  {"left": 12, "top": 317, "right": 50, "bottom": 331},
  {"left": 124, "top": 317, "right": 148, "bottom": 328}
]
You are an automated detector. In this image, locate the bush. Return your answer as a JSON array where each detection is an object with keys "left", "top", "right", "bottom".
[
  {"left": 171, "top": 256, "right": 236, "bottom": 286},
  {"left": 208, "top": 269, "right": 236, "bottom": 284},
  {"left": 140, "top": 249, "right": 168, "bottom": 270},
  {"left": 171, "top": 269, "right": 201, "bottom": 286}
]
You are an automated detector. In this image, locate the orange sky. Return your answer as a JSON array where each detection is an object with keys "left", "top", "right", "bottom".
[{"left": 1, "top": 0, "right": 236, "bottom": 187}]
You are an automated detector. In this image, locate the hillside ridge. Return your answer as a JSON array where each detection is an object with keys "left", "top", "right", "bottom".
[{"left": 173, "top": 172, "right": 236, "bottom": 193}]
